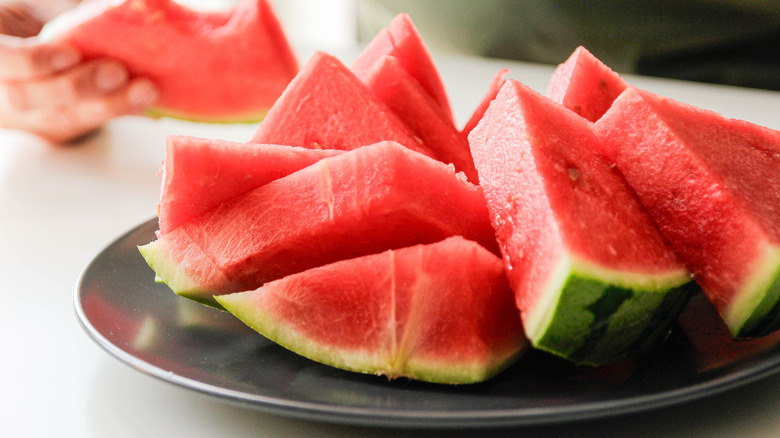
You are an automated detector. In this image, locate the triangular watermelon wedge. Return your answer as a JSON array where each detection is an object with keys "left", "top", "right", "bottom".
[
  {"left": 546, "top": 46, "right": 628, "bottom": 122},
  {"left": 140, "top": 141, "right": 498, "bottom": 308},
  {"left": 249, "top": 51, "right": 428, "bottom": 156},
  {"left": 351, "top": 13, "right": 454, "bottom": 124},
  {"left": 216, "top": 237, "right": 526, "bottom": 384},
  {"left": 40, "top": 0, "right": 298, "bottom": 122},
  {"left": 595, "top": 87, "right": 780, "bottom": 337},
  {"left": 361, "top": 55, "right": 478, "bottom": 182},
  {"left": 468, "top": 80, "right": 693, "bottom": 365},
  {"left": 156, "top": 135, "right": 340, "bottom": 235}
]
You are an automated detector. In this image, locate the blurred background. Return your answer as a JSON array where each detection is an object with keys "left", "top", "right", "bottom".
[
  {"left": 3, "top": 0, "right": 780, "bottom": 91},
  {"left": 354, "top": 0, "right": 780, "bottom": 92},
  {"left": 273, "top": 0, "right": 780, "bottom": 92}
]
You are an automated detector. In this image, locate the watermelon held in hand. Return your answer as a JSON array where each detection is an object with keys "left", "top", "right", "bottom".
[
  {"left": 40, "top": 0, "right": 298, "bottom": 122},
  {"left": 546, "top": 46, "right": 628, "bottom": 122},
  {"left": 595, "top": 86, "right": 780, "bottom": 338},
  {"left": 468, "top": 80, "right": 693, "bottom": 366},
  {"left": 139, "top": 141, "right": 499, "bottom": 308},
  {"left": 215, "top": 237, "right": 526, "bottom": 385},
  {"left": 156, "top": 135, "right": 340, "bottom": 235}
]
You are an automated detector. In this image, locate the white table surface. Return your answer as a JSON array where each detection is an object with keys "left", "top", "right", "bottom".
[{"left": 4, "top": 50, "right": 780, "bottom": 438}]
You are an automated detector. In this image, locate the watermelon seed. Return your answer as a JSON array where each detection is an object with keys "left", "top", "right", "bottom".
[{"left": 568, "top": 168, "right": 580, "bottom": 181}]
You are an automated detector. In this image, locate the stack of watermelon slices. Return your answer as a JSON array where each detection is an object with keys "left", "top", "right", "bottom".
[
  {"left": 468, "top": 45, "right": 780, "bottom": 366},
  {"left": 140, "top": 13, "right": 780, "bottom": 383},
  {"left": 140, "top": 13, "right": 525, "bottom": 385}
]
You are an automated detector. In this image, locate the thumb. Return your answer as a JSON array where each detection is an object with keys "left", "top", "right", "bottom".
[{"left": 0, "top": 34, "right": 80, "bottom": 79}]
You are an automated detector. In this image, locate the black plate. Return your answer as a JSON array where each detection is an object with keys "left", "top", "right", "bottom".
[{"left": 74, "top": 218, "right": 780, "bottom": 428}]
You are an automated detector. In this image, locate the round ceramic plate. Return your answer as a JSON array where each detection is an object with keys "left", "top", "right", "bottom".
[{"left": 74, "top": 218, "right": 780, "bottom": 428}]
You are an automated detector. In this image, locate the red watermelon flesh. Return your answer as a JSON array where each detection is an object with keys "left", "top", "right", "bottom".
[
  {"left": 139, "top": 141, "right": 499, "bottom": 308},
  {"left": 546, "top": 46, "right": 628, "bottom": 122},
  {"left": 461, "top": 68, "right": 509, "bottom": 137},
  {"left": 595, "top": 86, "right": 780, "bottom": 337},
  {"left": 250, "top": 51, "right": 428, "bottom": 156},
  {"left": 156, "top": 135, "right": 341, "bottom": 235},
  {"left": 351, "top": 13, "right": 454, "bottom": 124},
  {"left": 468, "top": 80, "right": 691, "bottom": 364},
  {"left": 617, "top": 90, "right": 780, "bottom": 241},
  {"left": 40, "top": 0, "right": 298, "bottom": 122},
  {"left": 471, "top": 80, "right": 687, "bottom": 307},
  {"left": 215, "top": 237, "right": 526, "bottom": 384},
  {"left": 361, "top": 55, "right": 479, "bottom": 182}
]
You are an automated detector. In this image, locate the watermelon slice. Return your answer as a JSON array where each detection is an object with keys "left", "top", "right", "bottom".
[
  {"left": 351, "top": 13, "right": 454, "bottom": 123},
  {"left": 361, "top": 55, "right": 478, "bottom": 182},
  {"left": 249, "top": 51, "right": 429, "bottom": 156},
  {"left": 468, "top": 80, "right": 693, "bottom": 365},
  {"left": 156, "top": 135, "right": 341, "bottom": 235},
  {"left": 546, "top": 46, "right": 628, "bottom": 122},
  {"left": 595, "top": 86, "right": 780, "bottom": 337},
  {"left": 215, "top": 237, "right": 526, "bottom": 384},
  {"left": 461, "top": 68, "right": 509, "bottom": 137},
  {"left": 139, "top": 141, "right": 499, "bottom": 308},
  {"left": 39, "top": 0, "right": 298, "bottom": 122}
]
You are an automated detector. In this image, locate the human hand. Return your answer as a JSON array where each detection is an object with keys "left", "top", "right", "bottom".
[{"left": 0, "top": 34, "right": 158, "bottom": 144}]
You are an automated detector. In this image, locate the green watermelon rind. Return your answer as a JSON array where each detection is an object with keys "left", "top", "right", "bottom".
[
  {"left": 215, "top": 290, "right": 523, "bottom": 385},
  {"left": 138, "top": 240, "right": 226, "bottom": 310},
  {"left": 525, "top": 253, "right": 694, "bottom": 366},
  {"left": 142, "top": 108, "right": 268, "bottom": 124},
  {"left": 728, "top": 245, "right": 780, "bottom": 337}
]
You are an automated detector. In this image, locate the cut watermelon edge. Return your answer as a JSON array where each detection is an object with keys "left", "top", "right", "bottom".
[
  {"left": 216, "top": 288, "right": 524, "bottom": 385},
  {"left": 728, "top": 244, "right": 780, "bottom": 337},
  {"left": 524, "top": 253, "right": 694, "bottom": 365},
  {"left": 138, "top": 240, "right": 226, "bottom": 310}
]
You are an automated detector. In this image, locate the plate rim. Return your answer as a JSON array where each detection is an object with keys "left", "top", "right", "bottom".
[{"left": 74, "top": 218, "right": 780, "bottom": 429}]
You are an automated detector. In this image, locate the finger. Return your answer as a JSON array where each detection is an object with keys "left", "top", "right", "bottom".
[
  {"left": 0, "top": 0, "right": 44, "bottom": 38},
  {"left": 0, "top": 35, "right": 80, "bottom": 79},
  {"left": 1, "top": 78, "right": 158, "bottom": 144},
  {"left": 0, "top": 59, "right": 129, "bottom": 112}
]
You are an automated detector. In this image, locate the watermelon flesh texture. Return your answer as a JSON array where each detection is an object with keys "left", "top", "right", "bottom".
[
  {"left": 361, "top": 55, "right": 479, "bottom": 182},
  {"left": 351, "top": 13, "right": 454, "bottom": 124},
  {"left": 468, "top": 80, "right": 693, "bottom": 365},
  {"left": 139, "top": 141, "right": 499, "bottom": 308},
  {"left": 461, "top": 68, "right": 509, "bottom": 137},
  {"left": 250, "top": 51, "right": 429, "bottom": 156},
  {"left": 216, "top": 237, "right": 526, "bottom": 384},
  {"left": 156, "top": 135, "right": 341, "bottom": 235},
  {"left": 595, "top": 87, "right": 780, "bottom": 337},
  {"left": 546, "top": 46, "right": 628, "bottom": 122},
  {"left": 40, "top": 0, "right": 298, "bottom": 122}
]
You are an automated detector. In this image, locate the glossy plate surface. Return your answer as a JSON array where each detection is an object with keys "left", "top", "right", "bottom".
[{"left": 75, "top": 218, "right": 780, "bottom": 428}]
